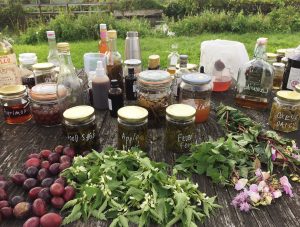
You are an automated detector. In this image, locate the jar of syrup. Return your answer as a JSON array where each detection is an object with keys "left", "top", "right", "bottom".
[{"left": 0, "top": 85, "right": 32, "bottom": 124}]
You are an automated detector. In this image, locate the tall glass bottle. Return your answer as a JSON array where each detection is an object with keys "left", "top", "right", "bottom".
[
  {"left": 167, "top": 44, "right": 179, "bottom": 76},
  {"left": 46, "top": 31, "right": 60, "bottom": 67},
  {"left": 235, "top": 38, "right": 274, "bottom": 109},
  {"left": 106, "top": 30, "right": 123, "bottom": 90},
  {"left": 98, "top": 24, "right": 108, "bottom": 54},
  {"left": 56, "top": 42, "right": 84, "bottom": 113}
]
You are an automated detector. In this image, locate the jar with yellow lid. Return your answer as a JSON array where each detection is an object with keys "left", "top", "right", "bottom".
[
  {"left": 165, "top": 104, "right": 196, "bottom": 153},
  {"left": 276, "top": 49, "right": 286, "bottom": 62},
  {"left": 33, "top": 62, "right": 56, "bottom": 84},
  {"left": 0, "top": 85, "right": 32, "bottom": 124},
  {"left": 148, "top": 55, "right": 160, "bottom": 70},
  {"left": 63, "top": 105, "right": 99, "bottom": 153},
  {"left": 266, "top": 53, "right": 278, "bottom": 64},
  {"left": 117, "top": 106, "right": 148, "bottom": 151},
  {"left": 269, "top": 91, "right": 300, "bottom": 132}
]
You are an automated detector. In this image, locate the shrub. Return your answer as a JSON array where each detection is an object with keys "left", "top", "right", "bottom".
[{"left": 0, "top": 2, "right": 26, "bottom": 32}]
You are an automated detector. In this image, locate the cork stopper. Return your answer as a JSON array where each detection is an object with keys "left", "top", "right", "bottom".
[
  {"left": 107, "top": 30, "right": 117, "bottom": 39},
  {"left": 148, "top": 55, "right": 160, "bottom": 69},
  {"left": 57, "top": 42, "right": 70, "bottom": 52}
]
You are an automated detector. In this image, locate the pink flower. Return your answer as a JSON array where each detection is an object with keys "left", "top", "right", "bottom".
[
  {"left": 280, "top": 176, "right": 293, "bottom": 197},
  {"left": 239, "top": 202, "right": 251, "bottom": 212},
  {"left": 255, "top": 169, "right": 262, "bottom": 177},
  {"left": 271, "top": 148, "right": 277, "bottom": 161},
  {"left": 272, "top": 190, "right": 282, "bottom": 199},
  {"left": 235, "top": 179, "right": 248, "bottom": 191},
  {"left": 249, "top": 184, "right": 258, "bottom": 193},
  {"left": 292, "top": 154, "right": 300, "bottom": 161},
  {"left": 258, "top": 181, "right": 267, "bottom": 192},
  {"left": 262, "top": 172, "right": 270, "bottom": 181},
  {"left": 292, "top": 142, "right": 298, "bottom": 150},
  {"left": 248, "top": 191, "right": 261, "bottom": 203}
]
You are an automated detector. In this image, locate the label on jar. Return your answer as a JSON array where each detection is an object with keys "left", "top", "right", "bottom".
[
  {"left": 108, "top": 98, "right": 112, "bottom": 110},
  {"left": 121, "top": 132, "right": 140, "bottom": 150},
  {"left": 66, "top": 129, "right": 96, "bottom": 143},
  {"left": 243, "top": 81, "right": 269, "bottom": 94},
  {"left": 3, "top": 102, "right": 31, "bottom": 119},
  {"left": 0, "top": 53, "right": 21, "bottom": 86},
  {"left": 275, "top": 112, "right": 299, "bottom": 131},
  {"left": 177, "top": 133, "right": 194, "bottom": 150},
  {"left": 287, "top": 67, "right": 300, "bottom": 90}
]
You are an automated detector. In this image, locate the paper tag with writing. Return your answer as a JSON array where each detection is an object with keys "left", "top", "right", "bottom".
[{"left": 0, "top": 53, "right": 21, "bottom": 86}]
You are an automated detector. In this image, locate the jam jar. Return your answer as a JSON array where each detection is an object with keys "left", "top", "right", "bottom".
[
  {"left": 0, "top": 85, "right": 32, "bottom": 124},
  {"left": 137, "top": 70, "right": 172, "bottom": 121},
  {"left": 29, "top": 83, "right": 62, "bottom": 126},
  {"left": 165, "top": 104, "right": 196, "bottom": 154},
  {"left": 33, "top": 63, "right": 56, "bottom": 84},
  {"left": 63, "top": 105, "right": 99, "bottom": 153},
  {"left": 179, "top": 73, "right": 212, "bottom": 123},
  {"left": 19, "top": 53, "right": 37, "bottom": 89},
  {"left": 117, "top": 106, "right": 148, "bottom": 151},
  {"left": 269, "top": 91, "right": 300, "bottom": 132}
]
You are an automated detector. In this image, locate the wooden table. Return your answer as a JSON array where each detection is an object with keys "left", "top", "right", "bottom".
[{"left": 1, "top": 89, "right": 300, "bottom": 227}]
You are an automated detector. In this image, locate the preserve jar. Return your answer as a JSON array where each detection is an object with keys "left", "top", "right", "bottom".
[
  {"left": 179, "top": 72, "right": 212, "bottom": 123},
  {"left": 124, "top": 59, "right": 142, "bottom": 77},
  {"left": 269, "top": 91, "right": 300, "bottom": 132},
  {"left": 266, "top": 53, "right": 278, "bottom": 65},
  {"left": 272, "top": 62, "right": 285, "bottom": 90},
  {"left": 117, "top": 106, "right": 148, "bottom": 151},
  {"left": 137, "top": 70, "right": 172, "bottom": 121},
  {"left": 165, "top": 104, "right": 196, "bottom": 154},
  {"left": 0, "top": 85, "right": 32, "bottom": 124},
  {"left": 63, "top": 105, "right": 99, "bottom": 154},
  {"left": 29, "top": 83, "right": 62, "bottom": 126},
  {"left": 33, "top": 63, "right": 56, "bottom": 84},
  {"left": 19, "top": 53, "right": 37, "bottom": 89}
]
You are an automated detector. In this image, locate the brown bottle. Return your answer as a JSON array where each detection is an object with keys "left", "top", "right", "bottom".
[{"left": 108, "top": 79, "right": 124, "bottom": 117}]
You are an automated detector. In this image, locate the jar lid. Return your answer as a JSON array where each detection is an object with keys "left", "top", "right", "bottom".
[
  {"left": 139, "top": 70, "right": 171, "bottom": 85},
  {"left": 124, "top": 59, "right": 141, "bottom": 66},
  {"left": 30, "top": 83, "right": 58, "bottom": 101},
  {"left": 273, "top": 62, "right": 285, "bottom": 68},
  {"left": 19, "top": 53, "right": 37, "bottom": 65},
  {"left": 266, "top": 53, "right": 278, "bottom": 59},
  {"left": 118, "top": 106, "right": 148, "bottom": 123},
  {"left": 0, "top": 85, "right": 26, "bottom": 96},
  {"left": 166, "top": 104, "right": 196, "bottom": 121},
  {"left": 57, "top": 42, "right": 70, "bottom": 52},
  {"left": 63, "top": 105, "right": 95, "bottom": 123},
  {"left": 180, "top": 55, "right": 188, "bottom": 60},
  {"left": 276, "top": 49, "right": 286, "bottom": 55},
  {"left": 33, "top": 63, "right": 55, "bottom": 70},
  {"left": 148, "top": 55, "right": 160, "bottom": 68},
  {"left": 296, "top": 84, "right": 300, "bottom": 93},
  {"left": 107, "top": 30, "right": 117, "bottom": 39},
  {"left": 277, "top": 90, "right": 300, "bottom": 102},
  {"left": 182, "top": 73, "right": 211, "bottom": 85}
]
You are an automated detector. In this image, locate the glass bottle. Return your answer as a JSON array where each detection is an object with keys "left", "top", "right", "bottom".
[
  {"left": 125, "top": 67, "right": 137, "bottom": 100},
  {"left": 108, "top": 79, "right": 124, "bottom": 118},
  {"left": 106, "top": 30, "right": 123, "bottom": 90},
  {"left": 98, "top": 24, "right": 108, "bottom": 54},
  {"left": 173, "top": 55, "right": 190, "bottom": 99},
  {"left": 167, "top": 44, "right": 179, "bottom": 76},
  {"left": 46, "top": 31, "right": 59, "bottom": 67},
  {"left": 235, "top": 38, "right": 274, "bottom": 110},
  {"left": 56, "top": 42, "right": 84, "bottom": 114}
]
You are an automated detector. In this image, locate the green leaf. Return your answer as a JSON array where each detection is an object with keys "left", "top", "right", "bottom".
[
  {"left": 184, "top": 207, "right": 193, "bottom": 227},
  {"left": 61, "top": 199, "right": 78, "bottom": 211},
  {"left": 119, "top": 215, "right": 129, "bottom": 227},
  {"left": 174, "top": 192, "right": 188, "bottom": 215}
]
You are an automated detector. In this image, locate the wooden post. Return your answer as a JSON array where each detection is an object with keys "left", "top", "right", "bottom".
[{"left": 38, "top": 0, "right": 42, "bottom": 18}]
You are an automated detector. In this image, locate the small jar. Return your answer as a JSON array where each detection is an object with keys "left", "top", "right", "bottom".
[
  {"left": 148, "top": 55, "right": 160, "bottom": 70},
  {"left": 269, "top": 91, "right": 300, "bottom": 132},
  {"left": 19, "top": 53, "right": 37, "bottom": 89},
  {"left": 266, "top": 53, "right": 278, "bottom": 65},
  {"left": 63, "top": 105, "right": 99, "bottom": 153},
  {"left": 137, "top": 70, "right": 172, "bottom": 121},
  {"left": 29, "top": 83, "right": 62, "bottom": 126},
  {"left": 276, "top": 49, "right": 286, "bottom": 62},
  {"left": 33, "top": 63, "right": 56, "bottom": 84},
  {"left": 272, "top": 62, "right": 285, "bottom": 90},
  {"left": 124, "top": 59, "right": 142, "bottom": 77},
  {"left": 165, "top": 104, "right": 196, "bottom": 154},
  {"left": 0, "top": 85, "right": 32, "bottom": 124},
  {"left": 117, "top": 106, "right": 148, "bottom": 151},
  {"left": 179, "top": 73, "right": 212, "bottom": 123}
]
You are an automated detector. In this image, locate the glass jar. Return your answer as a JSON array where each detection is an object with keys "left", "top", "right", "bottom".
[
  {"left": 179, "top": 73, "right": 212, "bottom": 123},
  {"left": 117, "top": 106, "right": 148, "bottom": 151},
  {"left": 33, "top": 63, "right": 56, "bottom": 84},
  {"left": 269, "top": 91, "right": 300, "bottom": 132},
  {"left": 137, "top": 70, "right": 172, "bottom": 121},
  {"left": 266, "top": 53, "right": 278, "bottom": 65},
  {"left": 0, "top": 85, "right": 32, "bottom": 124},
  {"left": 29, "top": 83, "right": 62, "bottom": 126},
  {"left": 63, "top": 105, "right": 99, "bottom": 154},
  {"left": 165, "top": 104, "right": 196, "bottom": 154},
  {"left": 272, "top": 63, "right": 285, "bottom": 90},
  {"left": 276, "top": 49, "right": 286, "bottom": 62},
  {"left": 148, "top": 55, "right": 160, "bottom": 70},
  {"left": 19, "top": 53, "right": 37, "bottom": 89},
  {"left": 124, "top": 59, "right": 142, "bottom": 77}
]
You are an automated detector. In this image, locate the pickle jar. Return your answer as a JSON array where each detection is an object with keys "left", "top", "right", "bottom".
[
  {"left": 272, "top": 62, "right": 285, "bottom": 90},
  {"left": 29, "top": 83, "right": 62, "bottom": 126},
  {"left": 165, "top": 104, "right": 196, "bottom": 154},
  {"left": 179, "top": 72, "right": 212, "bottom": 123},
  {"left": 269, "top": 91, "right": 300, "bottom": 132},
  {"left": 117, "top": 106, "right": 148, "bottom": 151},
  {"left": 137, "top": 70, "right": 172, "bottom": 120},
  {"left": 63, "top": 105, "right": 100, "bottom": 153},
  {"left": 0, "top": 85, "right": 32, "bottom": 124},
  {"left": 124, "top": 59, "right": 142, "bottom": 77},
  {"left": 33, "top": 63, "right": 56, "bottom": 84}
]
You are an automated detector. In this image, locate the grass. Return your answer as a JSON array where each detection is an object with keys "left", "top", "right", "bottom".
[{"left": 14, "top": 33, "right": 300, "bottom": 69}]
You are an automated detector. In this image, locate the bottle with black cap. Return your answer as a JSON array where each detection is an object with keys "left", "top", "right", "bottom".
[
  {"left": 108, "top": 79, "right": 124, "bottom": 117},
  {"left": 125, "top": 67, "right": 137, "bottom": 100}
]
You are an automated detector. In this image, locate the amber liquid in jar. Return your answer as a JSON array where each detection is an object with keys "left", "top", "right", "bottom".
[
  {"left": 235, "top": 96, "right": 269, "bottom": 109},
  {"left": 3, "top": 101, "right": 32, "bottom": 124},
  {"left": 167, "top": 67, "right": 176, "bottom": 75}
]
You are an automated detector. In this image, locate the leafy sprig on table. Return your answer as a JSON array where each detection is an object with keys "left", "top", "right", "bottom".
[{"left": 61, "top": 147, "right": 220, "bottom": 227}]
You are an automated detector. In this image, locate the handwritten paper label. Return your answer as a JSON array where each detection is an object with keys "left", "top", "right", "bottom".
[
  {"left": 66, "top": 129, "right": 96, "bottom": 143},
  {"left": 177, "top": 133, "right": 194, "bottom": 150},
  {"left": 287, "top": 67, "right": 300, "bottom": 90},
  {"left": 120, "top": 132, "right": 140, "bottom": 150},
  {"left": 3, "top": 102, "right": 30, "bottom": 119},
  {"left": 0, "top": 53, "right": 21, "bottom": 86}
]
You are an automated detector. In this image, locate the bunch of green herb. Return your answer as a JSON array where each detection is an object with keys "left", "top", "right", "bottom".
[{"left": 61, "top": 147, "right": 219, "bottom": 226}]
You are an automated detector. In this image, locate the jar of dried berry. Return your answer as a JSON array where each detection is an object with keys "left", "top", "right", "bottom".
[{"left": 33, "top": 63, "right": 56, "bottom": 84}]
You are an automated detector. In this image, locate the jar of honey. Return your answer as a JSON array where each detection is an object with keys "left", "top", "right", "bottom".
[
  {"left": 29, "top": 83, "right": 62, "bottom": 126},
  {"left": 63, "top": 105, "right": 99, "bottom": 153},
  {"left": 117, "top": 106, "right": 148, "bottom": 151},
  {"left": 0, "top": 85, "right": 32, "bottom": 124},
  {"left": 179, "top": 72, "right": 212, "bottom": 123},
  {"left": 33, "top": 63, "right": 56, "bottom": 84}
]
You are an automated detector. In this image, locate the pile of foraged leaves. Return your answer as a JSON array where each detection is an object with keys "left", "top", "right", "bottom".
[{"left": 61, "top": 148, "right": 219, "bottom": 226}]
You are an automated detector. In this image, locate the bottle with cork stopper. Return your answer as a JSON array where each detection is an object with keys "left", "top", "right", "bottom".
[{"left": 148, "top": 55, "right": 160, "bottom": 70}]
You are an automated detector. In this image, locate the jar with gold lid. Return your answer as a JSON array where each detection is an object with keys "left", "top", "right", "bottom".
[
  {"left": 0, "top": 85, "right": 32, "bottom": 124},
  {"left": 63, "top": 105, "right": 99, "bottom": 153},
  {"left": 117, "top": 106, "right": 148, "bottom": 151},
  {"left": 165, "top": 104, "right": 196, "bottom": 154},
  {"left": 266, "top": 53, "right": 278, "bottom": 64},
  {"left": 269, "top": 91, "right": 300, "bottom": 132},
  {"left": 33, "top": 62, "right": 56, "bottom": 84},
  {"left": 148, "top": 55, "right": 160, "bottom": 70}
]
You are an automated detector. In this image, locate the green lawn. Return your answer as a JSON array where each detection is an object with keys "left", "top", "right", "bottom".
[{"left": 14, "top": 33, "right": 300, "bottom": 69}]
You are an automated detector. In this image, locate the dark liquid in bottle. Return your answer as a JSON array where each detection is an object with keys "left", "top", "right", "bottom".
[
  {"left": 107, "top": 63, "right": 123, "bottom": 90},
  {"left": 3, "top": 101, "right": 32, "bottom": 124}
]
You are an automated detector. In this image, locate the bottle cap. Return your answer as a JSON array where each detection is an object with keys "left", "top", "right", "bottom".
[
  {"left": 138, "top": 70, "right": 171, "bottom": 86},
  {"left": 107, "top": 30, "right": 117, "bottom": 39},
  {"left": 33, "top": 62, "right": 55, "bottom": 70},
  {"left": 19, "top": 53, "right": 38, "bottom": 65},
  {"left": 0, "top": 85, "right": 26, "bottom": 96},
  {"left": 148, "top": 55, "right": 160, "bottom": 69},
  {"left": 124, "top": 59, "right": 141, "bottom": 66},
  {"left": 126, "top": 31, "right": 138, "bottom": 37},
  {"left": 95, "top": 61, "right": 105, "bottom": 77},
  {"left": 100, "top": 24, "right": 107, "bottom": 30},
  {"left": 111, "top": 79, "right": 119, "bottom": 88},
  {"left": 118, "top": 106, "right": 148, "bottom": 123},
  {"left": 46, "top": 31, "right": 55, "bottom": 39},
  {"left": 57, "top": 42, "right": 70, "bottom": 52},
  {"left": 180, "top": 55, "right": 188, "bottom": 60},
  {"left": 63, "top": 105, "right": 95, "bottom": 123},
  {"left": 30, "top": 83, "right": 58, "bottom": 101},
  {"left": 166, "top": 104, "right": 196, "bottom": 121}
]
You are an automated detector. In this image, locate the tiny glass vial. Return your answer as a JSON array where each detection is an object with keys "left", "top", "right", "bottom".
[
  {"left": 63, "top": 105, "right": 100, "bottom": 154},
  {"left": 19, "top": 53, "right": 37, "bottom": 89},
  {"left": 33, "top": 63, "right": 56, "bottom": 84},
  {"left": 117, "top": 106, "right": 148, "bottom": 151},
  {"left": 269, "top": 91, "right": 300, "bottom": 132},
  {"left": 272, "top": 62, "right": 285, "bottom": 90},
  {"left": 0, "top": 85, "right": 32, "bottom": 124},
  {"left": 165, "top": 104, "right": 196, "bottom": 154}
]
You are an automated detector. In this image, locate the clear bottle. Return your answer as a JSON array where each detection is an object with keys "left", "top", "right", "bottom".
[
  {"left": 173, "top": 55, "right": 190, "bottom": 99},
  {"left": 236, "top": 38, "right": 274, "bottom": 110},
  {"left": 167, "top": 44, "right": 179, "bottom": 76},
  {"left": 125, "top": 67, "right": 137, "bottom": 100},
  {"left": 56, "top": 42, "right": 84, "bottom": 113},
  {"left": 46, "top": 31, "right": 59, "bottom": 67},
  {"left": 98, "top": 24, "right": 108, "bottom": 54},
  {"left": 108, "top": 79, "right": 124, "bottom": 118}
]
